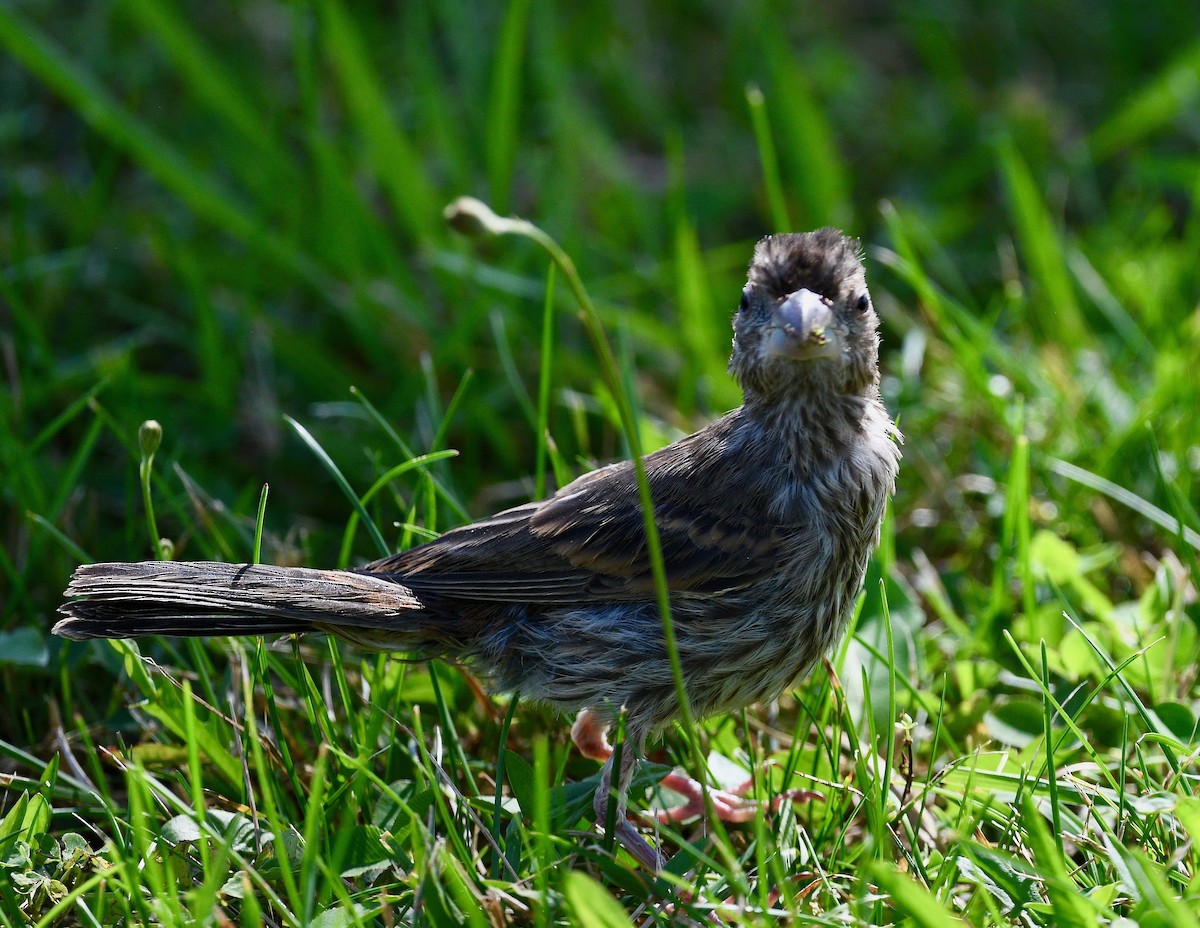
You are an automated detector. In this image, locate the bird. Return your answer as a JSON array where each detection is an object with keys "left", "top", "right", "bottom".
[{"left": 56, "top": 228, "right": 902, "bottom": 870}]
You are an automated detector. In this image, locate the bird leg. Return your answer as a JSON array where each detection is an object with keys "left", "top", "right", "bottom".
[
  {"left": 573, "top": 709, "right": 821, "bottom": 836},
  {"left": 571, "top": 708, "right": 665, "bottom": 870}
]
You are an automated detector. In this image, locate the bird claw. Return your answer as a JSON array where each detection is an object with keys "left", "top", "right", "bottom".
[
  {"left": 612, "top": 817, "right": 666, "bottom": 871},
  {"left": 651, "top": 771, "right": 823, "bottom": 824},
  {"left": 574, "top": 708, "right": 823, "bottom": 869}
]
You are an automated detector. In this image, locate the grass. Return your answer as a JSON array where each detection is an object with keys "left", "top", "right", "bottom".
[{"left": 2, "top": 1, "right": 1200, "bottom": 924}]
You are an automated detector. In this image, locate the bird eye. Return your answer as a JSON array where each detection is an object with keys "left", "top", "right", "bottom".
[
  {"left": 738, "top": 287, "right": 752, "bottom": 313},
  {"left": 854, "top": 294, "right": 870, "bottom": 314}
]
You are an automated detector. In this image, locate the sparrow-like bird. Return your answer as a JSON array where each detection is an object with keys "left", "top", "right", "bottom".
[{"left": 56, "top": 229, "right": 901, "bottom": 869}]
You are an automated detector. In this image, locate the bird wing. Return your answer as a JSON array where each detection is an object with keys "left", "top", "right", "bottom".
[{"left": 362, "top": 419, "right": 787, "bottom": 603}]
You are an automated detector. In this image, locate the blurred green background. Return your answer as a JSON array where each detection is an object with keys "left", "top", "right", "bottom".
[
  {"left": 4, "top": 0, "right": 1195, "bottom": 588},
  {"left": 2, "top": 0, "right": 1199, "bottom": 918}
]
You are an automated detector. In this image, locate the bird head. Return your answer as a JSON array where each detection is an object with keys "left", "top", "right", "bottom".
[{"left": 729, "top": 229, "right": 880, "bottom": 403}]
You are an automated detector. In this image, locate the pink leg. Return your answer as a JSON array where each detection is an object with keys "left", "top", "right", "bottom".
[{"left": 570, "top": 707, "right": 613, "bottom": 762}]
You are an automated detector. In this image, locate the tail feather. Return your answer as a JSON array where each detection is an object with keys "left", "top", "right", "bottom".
[{"left": 55, "top": 561, "right": 425, "bottom": 640}]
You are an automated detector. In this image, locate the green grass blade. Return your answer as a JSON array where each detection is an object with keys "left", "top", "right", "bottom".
[
  {"left": 745, "top": 84, "right": 792, "bottom": 231},
  {"left": 1090, "top": 40, "right": 1200, "bottom": 159},
  {"left": 319, "top": 0, "right": 439, "bottom": 245},
  {"left": 485, "top": 0, "right": 532, "bottom": 214},
  {"left": 284, "top": 414, "right": 390, "bottom": 557},
  {"left": 996, "top": 137, "right": 1087, "bottom": 345},
  {"left": 766, "top": 35, "right": 851, "bottom": 229}
]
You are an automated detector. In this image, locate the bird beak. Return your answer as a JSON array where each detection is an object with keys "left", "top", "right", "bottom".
[{"left": 765, "top": 288, "right": 840, "bottom": 362}]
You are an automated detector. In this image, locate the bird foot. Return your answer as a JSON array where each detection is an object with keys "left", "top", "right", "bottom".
[
  {"left": 573, "top": 709, "right": 823, "bottom": 868},
  {"left": 651, "top": 770, "right": 822, "bottom": 824}
]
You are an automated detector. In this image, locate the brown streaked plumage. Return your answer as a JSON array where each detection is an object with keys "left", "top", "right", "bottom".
[{"left": 56, "top": 228, "right": 901, "bottom": 869}]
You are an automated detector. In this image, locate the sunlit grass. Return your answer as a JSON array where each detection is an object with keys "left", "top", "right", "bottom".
[{"left": 2, "top": 2, "right": 1199, "bottom": 925}]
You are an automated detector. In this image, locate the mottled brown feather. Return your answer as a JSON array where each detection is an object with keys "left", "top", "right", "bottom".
[{"left": 367, "top": 418, "right": 788, "bottom": 603}]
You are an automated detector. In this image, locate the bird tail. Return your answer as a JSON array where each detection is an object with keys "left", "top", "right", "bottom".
[{"left": 55, "top": 561, "right": 425, "bottom": 642}]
